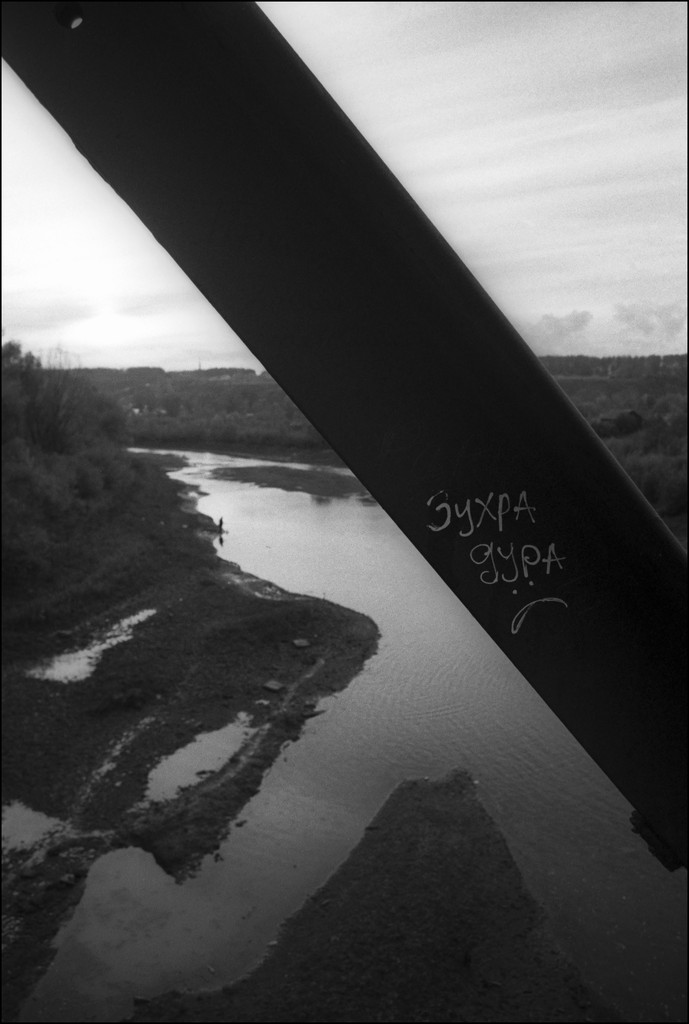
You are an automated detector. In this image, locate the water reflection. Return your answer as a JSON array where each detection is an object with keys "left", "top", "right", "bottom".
[
  {"left": 144, "top": 714, "right": 256, "bottom": 803},
  {"left": 168, "top": 450, "right": 686, "bottom": 1023},
  {"left": 2, "top": 802, "right": 69, "bottom": 853},
  {"left": 27, "top": 610, "right": 157, "bottom": 683}
]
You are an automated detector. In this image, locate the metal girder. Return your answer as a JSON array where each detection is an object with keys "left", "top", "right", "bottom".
[{"left": 2, "top": 1, "right": 686, "bottom": 866}]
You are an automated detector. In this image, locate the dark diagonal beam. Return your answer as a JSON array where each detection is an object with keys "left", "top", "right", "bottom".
[{"left": 2, "top": 1, "right": 686, "bottom": 865}]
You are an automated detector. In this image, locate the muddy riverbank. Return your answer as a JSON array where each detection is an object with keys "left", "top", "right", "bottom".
[
  {"left": 128, "top": 771, "right": 620, "bottom": 1023},
  {"left": 2, "top": 453, "right": 378, "bottom": 1021}
]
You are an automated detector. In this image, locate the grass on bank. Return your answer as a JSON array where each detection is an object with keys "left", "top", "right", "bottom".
[{"left": 1, "top": 343, "right": 216, "bottom": 660}]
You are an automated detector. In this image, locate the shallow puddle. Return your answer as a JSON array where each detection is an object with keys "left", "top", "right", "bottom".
[
  {"left": 145, "top": 714, "right": 255, "bottom": 802},
  {"left": 27, "top": 610, "right": 157, "bottom": 683},
  {"left": 2, "top": 802, "right": 69, "bottom": 853},
  {"left": 18, "top": 846, "right": 226, "bottom": 1023}
]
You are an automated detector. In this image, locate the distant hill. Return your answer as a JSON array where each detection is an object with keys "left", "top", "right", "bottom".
[
  {"left": 78, "top": 353, "right": 687, "bottom": 544},
  {"left": 539, "top": 353, "right": 685, "bottom": 379},
  {"left": 79, "top": 365, "right": 325, "bottom": 452}
]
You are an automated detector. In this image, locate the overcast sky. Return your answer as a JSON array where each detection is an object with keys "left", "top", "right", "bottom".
[{"left": 2, "top": 1, "right": 687, "bottom": 369}]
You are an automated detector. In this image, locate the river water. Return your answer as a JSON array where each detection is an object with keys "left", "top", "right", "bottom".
[{"left": 22, "top": 450, "right": 686, "bottom": 1023}]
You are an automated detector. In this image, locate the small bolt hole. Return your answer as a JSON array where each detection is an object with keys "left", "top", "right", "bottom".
[{"left": 55, "top": 3, "right": 84, "bottom": 30}]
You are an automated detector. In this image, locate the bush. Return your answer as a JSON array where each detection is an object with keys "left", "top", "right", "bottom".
[{"left": 2, "top": 342, "right": 137, "bottom": 591}]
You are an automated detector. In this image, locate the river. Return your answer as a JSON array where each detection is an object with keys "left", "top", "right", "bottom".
[{"left": 22, "top": 449, "right": 686, "bottom": 1023}]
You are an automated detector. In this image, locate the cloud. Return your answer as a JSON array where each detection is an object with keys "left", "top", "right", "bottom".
[
  {"left": 614, "top": 302, "right": 687, "bottom": 342},
  {"left": 524, "top": 302, "right": 687, "bottom": 356},
  {"left": 532, "top": 310, "right": 594, "bottom": 343}
]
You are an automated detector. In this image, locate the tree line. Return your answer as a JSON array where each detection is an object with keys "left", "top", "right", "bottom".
[
  {"left": 79, "top": 357, "right": 686, "bottom": 522},
  {"left": 3, "top": 344, "right": 686, "bottom": 569},
  {"left": 79, "top": 365, "right": 326, "bottom": 451}
]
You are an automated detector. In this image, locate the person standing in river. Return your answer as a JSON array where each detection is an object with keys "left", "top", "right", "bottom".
[{"left": 218, "top": 517, "right": 223, "bottom": 534}]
